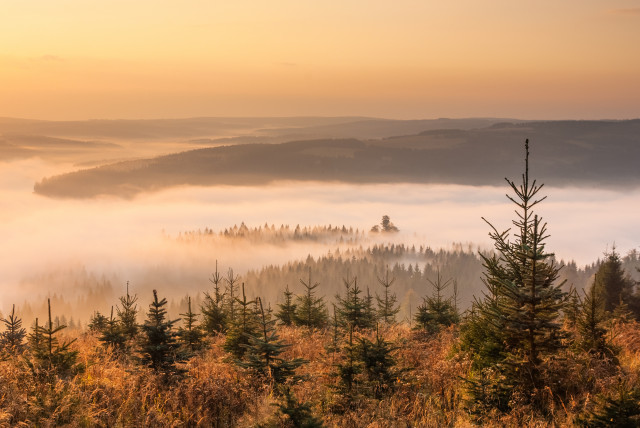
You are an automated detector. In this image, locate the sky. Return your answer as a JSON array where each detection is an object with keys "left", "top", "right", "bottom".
[{"left": 1, "top": 0, "right": 639, "bottom": 120}]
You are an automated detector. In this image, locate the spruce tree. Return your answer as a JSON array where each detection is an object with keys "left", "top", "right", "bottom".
[
  {"left": 577, "top": 276, "right": 615, "bottom": 359},
  {"left": 224, "top": 283, "right": 258, "bottom": 358},
  {"left": 336, "top": 276, "right": 375, "bottom": 330},
  {"left": 88, "top": 311, "right": 108, "bottom": 333},
  {"left": 224, "top": 268, "right": 241, "bottom": 324},
  {"left": 201, "top": 261, "right": 227, "bottom": 334},
  {"left": 376, "top": 268, "right": 399, "bottom": 325},
  {"left": 294, "top": 268, "right": 328, "bottom": 329},
  {"left": 116, "top": 281, "right": 139, "bottom": 342},
  {"left": 275, "top": 285, "right": 297, "bottom": 326},
  {"left": 0, "top": 304, "right": 27, "bottom": 354},
  {"left": 595, "top": 247, "right": 635, "bottom": 313},
  {"left": 238, "top": 297, "right": 306, "bottom": 385},
  {"left": 178, "top": 296, "right": 206, "bottom": 355},
  {"left": 460, "top": 140, "right": 567, "bottom": 406},
  {"left": 100, "top": 306, "right": 127, "bottom": 352},
  {"left": 31, "top": 299, "right": 78, "bottom": 374},
  {"left": 414, "top": 269, "right": 459, "bottom": 334},
  {"left": 139, "top": 290, "right": 184, "bottom": 376},
  {"left": 275, "top": 386, "right": 325, "bottom": 428},
  {"left": 356, "top": 325, "right": 400, "bottom": 399}
]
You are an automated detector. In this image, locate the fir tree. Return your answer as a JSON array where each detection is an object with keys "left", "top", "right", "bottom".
[
  {"left": 577, "top": 380, "right": 640, "bottom": 427},
  {"left": 414, "top": 269, "right": 459, "bottom": 334},
  {"left": 336, "top": 275, "right": 375, "bottom": 330},
  {"left": 595, "top": 247, "right": 635, "bottom": 313},
  {"left": 178, "top": 296, "right": 206, "bottom": 355},
  {"left": 116, "top": 281, "right": 139, "bottom": 342},
  {"left": 224, "top": 283, "right": 258, "bottom": 358},
  {"left": 294, "top": 268, "right": 328, "bottom": 329},
  {"left": 88, "top": 311, "right": 108, "bottom": 333},
  {"left": 356, "top": 325, "right": 400, "bottom": 399},
  {"left": 332, "top": 326, "right": 362, "bottom": 410},
  {"left": 0, "top": 304, "right": 27, "bottom": 354},
  {"left": 275, "top": 386, "right": 325, "bottom": 428},
  {"left": 275, "top": 285, "right": 297, "bottom": 326},
  {"left": 224, "top": 268, "right": 241, "bottom": 324},
  {"left": 460, "top": 140, "right": 567, "bottom": 407},
  {"left": 31, "top": 299, "right": 78, "bottom": 374},
  {"left": 139, "top": 290, "right": 184, "bottom": 376},
  {"left": 201, "top": 261, "right": 227, "bottom": 334},
  {"left": 238, "top": 297, "right": 306, "bottom": 385},
  {"left": 376, "top": 267, "right": 399, "bottom": 325},
  {"left": 100, "top": 306, "right": 126, "bottom": 352},
  {"left": 577, "top": 276, "right": 615, "bottom": 359}
]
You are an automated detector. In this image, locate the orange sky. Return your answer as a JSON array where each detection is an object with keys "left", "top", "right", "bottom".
[{"left": 1, "top": 1, "right": 639, "bottom": 120}]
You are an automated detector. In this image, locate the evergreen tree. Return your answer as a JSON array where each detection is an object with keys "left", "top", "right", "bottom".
[
  {"left": 275, "top": 386, "right": 325, "bottom": 428},
  {"left": 31, "top": 299, "right": 78, "bottom": 374},
  {"left": 139, "top": 290, "right": 184, "bottom": 376},
  {"left": 577, "top": 380, "right": 640, "bottom": 427},
  {"left": 224, "top": 283, "right": 258, "bottom": 358},
  {"left": 116, "top": 281, "right": 139, "bottom": 342},
  {"left": 0, "top": 304, "right": 27, "bottom": 354},
  {"left": 376, "top": 268, "right": 399, "bottom": 325},
  {"left": 595, "top": 247, "right": 635, "bottom": 313},
  {"left": 460, "top": 140, "right": 567, "bottom": 407},
  {"left": 332, "top": 326, "right": 362, "bottom": 410},
  {"left": 224, "top": 268, "right": 241, "bottom": 324},
  {"left": 275, "top": 285, "right": 297, "bottom": 326},
  {"left": 380, "top": 215, "right": 398, "bottom": 232},
  {"left": 294, "top": 268, "right": 328, "bottom": 329},
  {"left": 238, "top": 297, "right": 306, "bottom": 385},
  {"left": 564, "top": 284, "right": 581, "bottom": 330},
  {"left": 88, "top": 311, "right": 108, "bottom": 333},
  {"left": 414, "top": 269, "right": 459, "bottom": 334},
  {"left": 100, "top": 306, "right": 127, "bottom": 352},
  {"left": 356, "top": 325, "right": 400, "bottom": 399},
  {"left": 336, "top": 275, "right": 375, "bottom": 330},
  {"left": 577, "top": 276, "right": 615, "bottom": 359},
  {"left": 178, "top": 296, "right": 206, "bottom": 355},
  {"left": 201, "top": 261, "right": 227, "bottom": 334}
]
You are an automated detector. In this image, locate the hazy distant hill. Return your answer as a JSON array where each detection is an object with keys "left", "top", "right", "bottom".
[{"left": 33, "top": 119, "right": 640, "bottom": 198}]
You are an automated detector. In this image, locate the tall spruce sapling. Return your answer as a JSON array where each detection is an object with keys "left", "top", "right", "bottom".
[
  {"left": 336, "top": 275, "right": 375, "bottom": 330},
  {"left": 238, "top": 297, "right": 306, "bottom": 385},
  {"left": 139, "top": 290, "right": 184, "bottom": 376},
  {"left": 595, "top": 247, "right": 636, "bottom": 314},
  {"left": 224, "top": 268, "right": 241, "bottom": 324},
  {"left": 275, "top": 285, "right": 297, "bottom": 326},
  {"left": 201, "top": 260, "right": 227, "bottom": 334},
  {"left": 31, "top": 298, "right": 78, "bottom": 374},
  {"left": 460, "top": 139, "right": 567, "bottom": 403},
  {"left": 577, "top": 275, "right": 616, "bottom": 359},
  {"left": 376, "top": 267, "right": 399, "bottom": 325},
  {"left": 0, "top": 304, "right": 27, "bottom": 354},
  {"left": 88, "top": 311, "right": 108, "bottom": 333},
  {"left": 178, "top": 296, "right": 205, "bottom": 355},
  {"left": 116, "top": 281, "right": 139, "bottom": 342},
  {"left": 294, "top": 268, "right": 328, "bottom": 329},
  {"left": 355, "top": 324, "right": 400, "bottom": 399},
  {"left": 224, "top": 283, "right": 258, "bottom": 358},
  {"left": 100, "top": 306, "right": 127, "bottom": 352},
  {"left": 275, "top": 386, "right": 325, "bottom": 428},
  {"left": 414, "top": 268, "right": 459, "bottom": 334}
]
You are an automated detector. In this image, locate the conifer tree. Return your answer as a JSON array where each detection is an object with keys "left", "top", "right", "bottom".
[
  {"left": 577, "top": 276, "right": 615, "bottom": 358},
  {"left": 460, "top": 140, "right": 567, "bottom": 406},
  {"left": 0, "top": 304, "right": 27, "bottom": 354},
  {"left": 595, "top": 247, "right": 635, "bottom": 313},
  {"left": 31, "top": 299, "right": 78, "bottom": 374},
  {"left": 116, "top": 281, "right": 139, "bottom": 342},
  {"left": 224, "top": 283, "right": 258, "bottom": 358},
  {"left": 376, "top": 268, "right": 399, "bottom": 325},
  {"left": 275, "top": 285, "right": 297, "bottom": 326},
  {"left": 100, "top": 306, "right": 127, "bottom": 352},
  {"left": 332, "top": 326, "right": 362, "bottom": 410},
  {"left": 294, "top": 268, "right": 328, "bottom": 329},
  {"left": 414, "top": 269, "right": 459, "bottom": 334},
  {"left": 201, "top": 261, "right": 227, "bottom": 334},
  {"left": 336, "top": 276, "right": 375, "bottom": 330},
  {"left": 224, "top": 268, "right": 241, "bottom": 324},
  {"left": 275, "top": 386, "right": 325, "bottom": 428},
  {"left": 356, "top": 325, "right": 400, "bottom": 398},
  {"left": 238, "top": 297, "right": 306, "bottom": 385},
  {"left": 88, "top": 311, "right": 108, "bottom": 333},
  {"left": 178, "top": 296, "right": 205, "bottom": 355},
  {"left": 139, "top": 290, "right": 184, "bottom": 376},
  {"left": 577, "top": 380, "right": 640, "bottom": 427}
]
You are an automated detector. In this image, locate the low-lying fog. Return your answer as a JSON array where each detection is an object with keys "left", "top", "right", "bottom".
[{"left": 1, "top": 158, "right": 639, "bottom": 321}]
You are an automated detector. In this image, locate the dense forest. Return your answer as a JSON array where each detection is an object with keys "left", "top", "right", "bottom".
[{"left": 2, "top": 141, "right": 640, "bottom": 426}]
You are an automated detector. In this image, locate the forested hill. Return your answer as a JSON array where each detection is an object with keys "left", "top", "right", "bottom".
[{"left": 33, "top": 119, "right": 640, "bottom": 198}]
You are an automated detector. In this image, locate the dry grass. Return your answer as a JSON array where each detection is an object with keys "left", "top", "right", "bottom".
[{"left": 0, "top": 322, "right": 639, "bottom": 427}]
